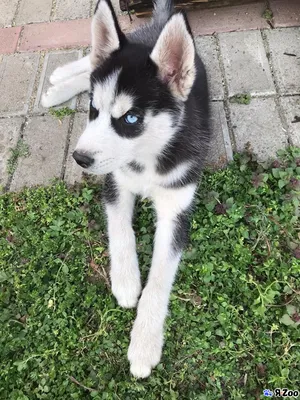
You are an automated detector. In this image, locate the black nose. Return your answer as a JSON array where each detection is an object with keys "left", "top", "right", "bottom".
[{"left": 73, "top": 151, "right": 94, "bottom": 169}]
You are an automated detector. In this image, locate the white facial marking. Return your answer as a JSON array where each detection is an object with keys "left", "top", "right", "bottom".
[
  {"left": 75, "top": 69, "right": 138, "bottom": 175},
  {"left": 111, "top": 93, "right": 134, "bottom": 119},
  {"left": 92, "top": 69, "right": 121, "bottom": 111}
]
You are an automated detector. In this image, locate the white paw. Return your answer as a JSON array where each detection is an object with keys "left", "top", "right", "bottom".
[
  {"left": 49, "top": 66, "right": 69, "bottom": 85},
  {"left": 111, "top": 272, "right": 141, "bottom": 308},
  {"left": 128, "top": 321, "right": 163, "bottom": 378},
  {"left": 41, "top": 86, "right": 60, "bottom": 108}
]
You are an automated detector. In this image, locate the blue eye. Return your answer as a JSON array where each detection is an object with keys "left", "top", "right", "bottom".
[{"left": 124, "top": 114, "right": 138, "bottom": 124}]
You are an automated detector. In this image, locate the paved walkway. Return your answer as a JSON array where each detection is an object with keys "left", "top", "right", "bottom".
[{"left": 0, "top": 0, "right": 300, "bottom": 192}]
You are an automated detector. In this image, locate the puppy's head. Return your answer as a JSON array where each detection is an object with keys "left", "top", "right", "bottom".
[{"left": 73, "top": 0, "right": 196, "bottom": 175}]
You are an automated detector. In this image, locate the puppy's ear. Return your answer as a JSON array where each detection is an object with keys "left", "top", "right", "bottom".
[
  {"left": 91, "top": 0, "right": 126, "bottom": 69},
  {"left": 150, "top": 12, "right": 196, "bottom": 101}
]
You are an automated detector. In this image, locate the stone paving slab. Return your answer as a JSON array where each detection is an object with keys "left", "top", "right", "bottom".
[
  {"left": 189, "top": 2, "right": 270, "bottom": 36},
  {"left": 230, "top": 98, "right": 288, "bottom": 161},
  {"left": 271, "top": 0, "right": 300, "bottom": 28},
  {"left": 19, "top": 19, "right": 91, "bottom": 52},
  {"left": 280, "top": 96, "right": 300, "bottom": 147},
  {"left": 64, "top": 113, "right": 87, "bottom": 185},
  {"left": 34, "top": 50, "right": 83, "bottom": 113},
  {"left": 54, "top": 0, "right": 91, "bottom": 21},
  {"left": 219, "top": 30, "right": 275, "bottom": 97},
  {"left": 266, "top": 28, "right": 300, "bottom": 95},
  {"left": 195, "top": 36, "right": 224, "bottom": 101},
  {"left": 0, "top": 0, "right": 19, "bottom": 28},
  {"left": 15, "top": 0, "right": 53, "bottom": 26},
  {"left": 0, "top": 117, "right": 23, "bottom": 189},
  {"left": 207, "top": 102, "right": 233, "bottom": 168},
  {"left": 0, "top": 27, "right": 22, "bottom": 54},
  {"left": 78, "top": 92, "right": 90, "bottom": 112},
  {"left": 10, "top": 115, "right": 70, "bottom": 191},
  {"left": 15, "top": 1, "right": 290, "bottom": 55},
  {"left": 0, "top": 53, "right": 40, "bottom": 117}
]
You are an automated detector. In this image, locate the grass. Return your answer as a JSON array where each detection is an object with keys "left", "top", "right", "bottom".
[
  {"left": 1, "top": 148, "right": 300, "bottom": 399},
  {"left": 7, "top": 139, "right": 30, "bottom": 175},
  {"left": 49, "top": 107, "right": 76, "bottom": 119},
  {"left": 229, "top": 94, "right": 252, "bottom": 105}
]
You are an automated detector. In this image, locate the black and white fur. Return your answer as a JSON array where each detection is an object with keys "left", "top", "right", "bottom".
[{"left": 42, "top": 0, "right": 210, "bottom": 378}]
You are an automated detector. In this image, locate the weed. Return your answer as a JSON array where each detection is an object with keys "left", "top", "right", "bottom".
[
  {"left": 263, "top": 8, "right": 273, "bottom": 21},
  {"left": 49, "top": 107, "right": 75, "bottom": 119},
  {"left": 1, "top": 148, "right": 300, "bottom": 399},
  {"left": 230, "top": 93, "right": 252, "bottom": 105},
  {"left": 7, "top": 139, "right": 30, "bottom": 175}
]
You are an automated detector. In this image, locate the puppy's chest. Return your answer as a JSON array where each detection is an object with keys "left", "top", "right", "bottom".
[
  {"left": 115, "top": 165, "right": 163, "bottom": 197},
  {"left": 115, "top": 159, "right": 192, "bottom": 197}
]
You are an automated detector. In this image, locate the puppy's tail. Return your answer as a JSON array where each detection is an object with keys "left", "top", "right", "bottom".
[{"left": 152, "top": 0, "right": 174, "bottom": 23}]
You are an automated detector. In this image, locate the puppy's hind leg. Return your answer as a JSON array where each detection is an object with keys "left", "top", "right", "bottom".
[
  {"left": 50, "top": 55, "right": 91, "bottom": 85},
  {"left": 42, "top": 71, "right": 90, "bottom": 108},
  {"left": 128, "top": 185, "right": 196, "bottom": 378}
]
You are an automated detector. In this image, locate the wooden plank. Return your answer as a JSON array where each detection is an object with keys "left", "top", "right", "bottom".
[{"left": 120, "top": 0, "right": 262, "bottom": 15}]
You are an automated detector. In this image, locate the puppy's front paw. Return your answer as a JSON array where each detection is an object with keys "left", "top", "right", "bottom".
[
  {"left": 111, "top": 271, "right": 141, "bottom": 308},
  {"left": 50, "top": 66, "right": 69, "bottom": 85},
  {"left": 128, "top": 321, "right": 163, "bottom": 378},
  {"left": 41, "top": 86, "right": 60, "bottom": 108}
]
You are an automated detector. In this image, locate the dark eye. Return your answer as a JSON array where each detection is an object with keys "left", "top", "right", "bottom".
[{"left": 124, "top": 113, "right": 139, "bottom": 124}]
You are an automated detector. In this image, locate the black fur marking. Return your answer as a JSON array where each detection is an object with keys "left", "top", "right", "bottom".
[
  {"left": 163, "top": 166, "right": 201, "bottom": 189},
  {"left": 156, "top": 56, "right": 210, "bottom": 179},
  {"left": 89, "top": 97, "right": 99, "bottom": 121},
  {"left": 127, "top": 161, "right": 145, "bottom": 173},
  {"left": 102, "top": 173, "right": 119, "bottom": 204},
  {"left": 111, "top": 107, "right": 145, "bottom": 138},
  {"left": 172, "top": 211, "right": 190, "bottom": 253},
  {"left": 90, "top": 43, "right": 180, "bottom": 137}
]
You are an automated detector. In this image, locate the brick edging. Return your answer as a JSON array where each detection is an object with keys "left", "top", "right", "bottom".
[{"left": 1, "top": 1, "right": 300, "bottom": 55}]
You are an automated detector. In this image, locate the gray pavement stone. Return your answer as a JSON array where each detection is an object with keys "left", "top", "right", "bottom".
[
  {"left": 0, "top": 117, "right": 23, "bottom": 189},
  {"left": 230, "top": 98, "right": 288, "bottom": 161},
  {"left": 0, "top": 54, "right": 40, "bottom": 117},
  {"left": 34, "top": 50, "right": 83, "bottom": 113},
  {"left": 195, "top": 36, "right": 224, "bottom": 101},
  {"left": 0, "top": 0, "right": 19, "bottom": 27},
  {"left": 266, "top": 28, "right": 300, "bottom": 95},
  {"left": 280, "top": 96, "right": 300, "bottom": 146},
  {"left": 78, "top": 92, "right": 90, "bottom": 112},
  {"left": 54, "top": 0, "right": 90, "bottom": 21},
  {"left": 218, "top": 31, "right": 275, "bottom": 97},
  {"left": 15, "top": 0, "right": 53, "bottom": 25},
  {"left": 207, "top": 102, "right": 233, "bottom": 168},
  {"left": 10, "top": 115, "right": 70, "bottom": 191},
  {"left": 64, "top": 113, "right": 87, "bottom": 185}
]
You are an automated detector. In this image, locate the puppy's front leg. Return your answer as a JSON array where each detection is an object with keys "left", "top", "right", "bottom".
[
  {"left": 104, "top": 174, "right": 141, "bottom": 308},
  {"left": 42, "top": 71, "right": 90, "bottom": 108},
  {"left": 128, "top": 185, "right": 196, "bottom": 378},
  {"left": 49, "top": 55, "right": 91, "bottom": 85}
]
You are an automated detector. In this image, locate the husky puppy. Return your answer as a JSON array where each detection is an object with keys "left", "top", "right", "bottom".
[{"left": 42, "top": 0, "right": 210, "bottom": 378}]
